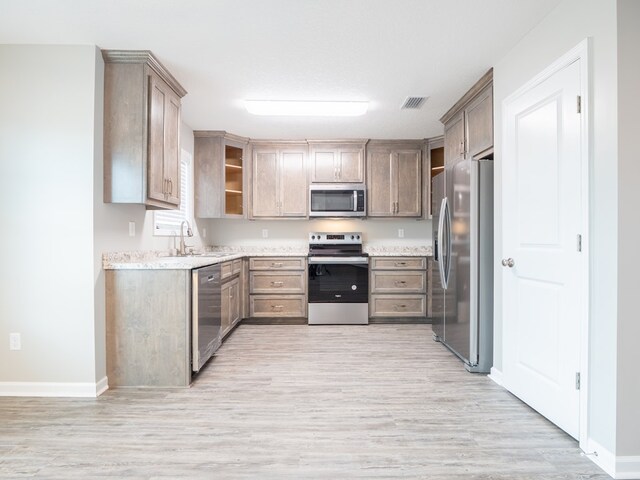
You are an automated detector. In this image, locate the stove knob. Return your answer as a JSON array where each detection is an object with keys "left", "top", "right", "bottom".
[
  {"left": 357, "top": 235, "right": 360, "bottom": 240},
  {"left": 311, "top": 235, "right": 315, "bottom": 240},
  {"left": 351, "top": 235, "right": 355, "bottom": 240}
]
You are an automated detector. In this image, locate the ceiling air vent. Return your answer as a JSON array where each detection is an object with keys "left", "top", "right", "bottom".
[{"left": 401, "top": 96, "right": 428, "bottom": 109}]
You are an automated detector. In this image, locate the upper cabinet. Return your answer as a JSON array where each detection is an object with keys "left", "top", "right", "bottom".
[
  {"left": 427, "top": 136, "right": 444, "bottom": 217},
  {"left": 308, "top": 140, "right": 367, "bottom": 183},
  {"left": 251, "top": 142, "right": 308, "bottom": 218},
  {"left": 194, "top": 131, "right": 249, "bottom": 218},
  {"left": 103, "top": 50, "right": 187, "bottom": 210},
  {"left": 367, "top": 141, "right": 423, "bottom": 218},
  {"left": 440, "top": 68, "right": 493, "bottom": 164}
]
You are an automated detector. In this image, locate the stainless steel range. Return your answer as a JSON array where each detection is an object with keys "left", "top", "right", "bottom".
[{"left": 307, "top": 232, "right": 369, "bottom": 325}]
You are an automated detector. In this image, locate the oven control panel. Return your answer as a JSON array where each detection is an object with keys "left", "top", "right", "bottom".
[{"left": 309, "top": 232, "right": 362, "bottom": 245}]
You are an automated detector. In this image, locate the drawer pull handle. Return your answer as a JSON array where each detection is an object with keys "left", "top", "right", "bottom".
[
  {"left": 395, "top": 262, "right": 407, "bottom": 266},
  {"left": 271, "top": 281, "right": 284, "bottom": 287},
  {"left": 271, "top": 262, "right": 283, "bottom": 267},
  {"left": 271, "top": 304, "right": 284, "bottom": 310},
  {"left": 395, "top": 280, "right": 407, "bottom": 286},
  {"left": 394, "top": 304, "right": 407, "bottom": 310}
]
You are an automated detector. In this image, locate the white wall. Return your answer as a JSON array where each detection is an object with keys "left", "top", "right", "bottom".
[
  {"left": 0, "top": 45, "right": 204, "bottom": 392},
  {"left": 0, "top": 45, "right": 99, "bottom": 387},
  {"left": 207, "top": 218, "right": 432, "bottom": 247},
  {"left": 493, "top": 0, "right": 618, "bottom": 455},
  {"left": 616, "top": 0, "right": 640, "bottom": 458}
]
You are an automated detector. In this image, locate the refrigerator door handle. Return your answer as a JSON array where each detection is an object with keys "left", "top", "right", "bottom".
[
  {"left": 444, "top": 195, "right": 452, "bottom": 288},
  {"left": 438, "top": 197, "right": 449, "bottom": 289}
]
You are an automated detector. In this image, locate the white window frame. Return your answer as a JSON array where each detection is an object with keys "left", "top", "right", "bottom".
[{"left": 153, "top": 149, "right": 194, "bottom": 236}]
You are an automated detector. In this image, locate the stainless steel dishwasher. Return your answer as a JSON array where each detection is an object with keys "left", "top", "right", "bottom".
[{"left": 192, "top": 264, "right": 222, "bottom": 372}]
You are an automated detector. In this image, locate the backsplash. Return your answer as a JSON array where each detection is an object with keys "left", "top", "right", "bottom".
[{"left": 204, "top": 218, "right": 433, "bottom": 247}]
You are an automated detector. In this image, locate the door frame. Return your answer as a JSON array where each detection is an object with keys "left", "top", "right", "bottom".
[{"left": 501, "top": 38, "right": 591, "bottom": 449}]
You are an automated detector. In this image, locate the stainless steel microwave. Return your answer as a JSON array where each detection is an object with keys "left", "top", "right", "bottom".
[{"left": 309, "top": 184, "right": 366, "bottom": 217}]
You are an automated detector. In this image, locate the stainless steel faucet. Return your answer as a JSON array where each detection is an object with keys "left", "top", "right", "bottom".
[{"left": 178, "top": 220, "right": 193, "bottom": 256}]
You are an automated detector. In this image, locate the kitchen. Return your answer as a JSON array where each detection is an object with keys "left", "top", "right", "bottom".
[{"left": 1, "top": 0, "right": 639, "bottom": 478}]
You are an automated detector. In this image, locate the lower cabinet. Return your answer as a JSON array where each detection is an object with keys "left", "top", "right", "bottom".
[
  {"left": 221, "top": 259, "right": 242, "bottom": 338},
  {"left": 369, "top": 257, "right": 428, "bottom": 319},
  {"left": 249, "top": 257, "right": 307, "bottom": 318},
  {"left": 106, "top": 269, "right": 192, "bottom": 387}
]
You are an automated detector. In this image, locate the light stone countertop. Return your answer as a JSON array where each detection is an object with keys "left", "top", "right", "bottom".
[
  {"left": 363, "top": 245, "right": 432, "bottom": 257},
  {"left": 103, "top": 244, "right": 432, "bottom": 270}
]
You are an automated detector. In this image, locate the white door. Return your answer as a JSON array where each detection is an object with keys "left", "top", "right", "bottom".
[{"left": 502, "top": 59, "right": 583, "bottom": 439}]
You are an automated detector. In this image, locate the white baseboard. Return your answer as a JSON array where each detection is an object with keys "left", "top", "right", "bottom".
[
  {"left": 0, "top": 377, "right": 109, "bottom": 398},
  {"left": 95, "top": 376, "right": 109, "bottom": 396},
  {"left": 488, "top": 367, "right": 504, "bottom": 386},
  {"left": 586, "top": 438, "right": 640, "bottom": 479}
]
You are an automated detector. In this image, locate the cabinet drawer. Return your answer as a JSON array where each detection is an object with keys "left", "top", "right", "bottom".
[
  {"left": 250, "top": 295, "right": 306, "bottom": 317},
  {"left": 221, "top": 261, "right": 234, "bottom": 280},
  {"left": 232, "top": 259, "right": 242, "bottom": 275},
  {"left": 250, "top": 271, "right": 306, "bottom": 294},
  {"left": 370, "top": 294, "right": 426, "bottom": 317},
  {"left": 370, "top": 270, "right": 426, "bottom": 293},
  {"left": 370, "top": 257, "right": 426, "bottom": 270},
  {"left": 249, "top": 257, "right": 306, "bottom": 271}
]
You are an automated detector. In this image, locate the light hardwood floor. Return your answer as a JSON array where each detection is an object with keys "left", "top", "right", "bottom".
[{"left": 0, "top": 325, "right": 608, "bottom": 479}]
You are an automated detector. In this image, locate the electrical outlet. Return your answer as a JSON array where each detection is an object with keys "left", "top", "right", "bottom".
[
  {"left": 9, "top": 333, "right": 21, "bottom": 351},
  {"left": 398, "top": 228, "right": 405, "bottom": 238},
  {"left": 202, "top": 228, "right": 207, "bottom": 238},
  {"left": 128, "top": 221, "right": 136, "bottom": 237},
  {"left": 262, "top": 229, "right": 269, "bottom": 238}
]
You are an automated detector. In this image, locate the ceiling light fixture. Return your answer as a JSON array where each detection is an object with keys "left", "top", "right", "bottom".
[{"left": 244, "top": 100, "right": 368, "bottom": 117}]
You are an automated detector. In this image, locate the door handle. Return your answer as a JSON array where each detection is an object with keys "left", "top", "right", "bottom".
[{"left": 501, "top": 258, "right": 515, "bottom": 268}]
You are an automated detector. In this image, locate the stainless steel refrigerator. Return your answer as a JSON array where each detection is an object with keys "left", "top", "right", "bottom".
[{"left": 432, "top": 158, "right": 493, "bottom": 373}]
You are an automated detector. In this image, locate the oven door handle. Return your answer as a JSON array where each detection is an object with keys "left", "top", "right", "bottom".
[{"left": 308, "top": 256, "right": 369, "bottom": 264}]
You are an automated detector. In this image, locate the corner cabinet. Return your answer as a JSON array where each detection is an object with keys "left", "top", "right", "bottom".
[
  {"left": 441, "top": 69, "right": 493, "bottom": 164},
  {"left": 194, "top": 131, "right": 249, "bottom": 218},
  {"left": 103, "top": 50, "right": 187, "bottom": 210},
  {"left": 308, "top": 140, "right": 366, "bottom": 183},
  {"left": 367, "top": 141, "right": 423, "bottom": 217},
  {"left": 250, "top": 142, "right": 308, "bottom": 218}
]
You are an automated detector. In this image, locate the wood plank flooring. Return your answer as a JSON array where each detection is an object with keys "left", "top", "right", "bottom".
[{"left": 0, "top": 325, "right": 608, "bottom": 479}]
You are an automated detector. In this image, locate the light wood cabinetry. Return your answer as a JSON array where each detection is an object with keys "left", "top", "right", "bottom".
[
  {"left": 221, "top": 276, "right": 240, "bottom": 338},
  {"left": 220, "top": 260, "right": 242, "bottom": 338},
  {"left": 249, "top": 257, "right": 307, "bottom": 318},
  {"left": 103, "top": 50, "right": 187, "bottom": 210},
  {"left": 427, "top": 136, "right": 444, "bottom": 217},
  {"left": 441, "top": 69, "right": 493, "bottom": 164},
  {"left": 251, "top": 143, "right": 308, "bottom": 218},
  {"left": 308, "top": 140, "right": 367, "bottom": 183},
  {"left": 369, "top": 257, "right": 428, "bottom": 318},
  {"left": 194, "top": 131, "right": 249, "bottom": 218},
  {"left": 106, "top": 269, "right": 191, "bottom": 387},
  {"left": 367, "top": 141, "right": 423, "bottom": 217}
]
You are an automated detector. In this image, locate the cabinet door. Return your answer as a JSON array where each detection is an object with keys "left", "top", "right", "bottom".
[
  {"left": 396, "top": 149, "right": 421, "bottom": 217},
  {"left": 252, "top": 149, "right": 279, "bottom": 217},
  {"left": 147, "top": 73, "right": 167, "bottom": 203},
  {"left": 367, "top": 150, "right": 394, "bottom": 216},
  {"left": 163, "top": 92, "right": 181, "bottom": 206},
  {"left": 280, "top": 149, "right": 307, "bottom": 217},
  {"left": 337, "top": 148, "right": 364, "bottom": 183},
  {"left": 444, "top": 110, "right": 465, "bottom": 165},
  {"left": 465, "top": 84, "right": 493, "bottom": 158},
  {"left": 310, "top": 149, "right": 336, "bottom": 182},
  {"left": 230, "top": 279, "right": 240, "bottom": 327},
  {"left": 221, "top": 281, "right": 231, "bottom": 336}
]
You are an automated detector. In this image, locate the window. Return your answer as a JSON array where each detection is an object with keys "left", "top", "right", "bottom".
[{"left": 154, "top": 149, "right": 193, "bottom": 236}]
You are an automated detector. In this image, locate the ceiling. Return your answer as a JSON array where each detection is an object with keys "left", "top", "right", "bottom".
[{"left": 0, "top": 0, "right": 561, "bottom": 139}]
